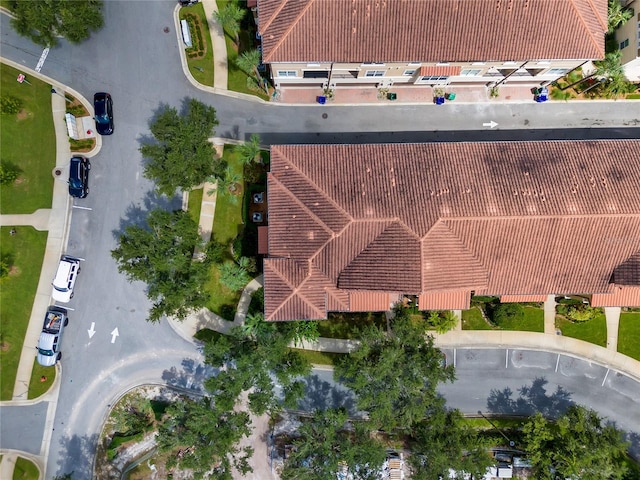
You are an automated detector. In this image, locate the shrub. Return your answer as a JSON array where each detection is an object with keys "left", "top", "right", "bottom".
[
  {"left": 424, "top": 310, "right": 458, "bottom": 333},
  {"left": 566, "top": 305, "right": 597, "bottom": 323},
  {"left": 0, "top": 95, "right": 23, "bottom": 114},
  {"left": 207, "top": 237, "right": 230, "bottom": 263},
  {"left": 0, "top": 161, "right": 22, "bottom": 185},
  {"left": 491, "top": 303, "right": 524, "bottom": 327}
]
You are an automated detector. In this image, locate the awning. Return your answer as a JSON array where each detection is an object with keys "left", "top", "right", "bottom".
[
  {"left": 349, "top": 291, "right": 399, "bottom": 312},
  {"left": 501, "top": 295, "right": 548, "bottom": 303},
  {"left": 591, "top": 285, "right": 640, "bottom": 307},
  {"left": 419, "top": 65, "right": 462, "bottom": 77},
  {"left": 419, "top": 291, "right": 470, "bottom": 310}
]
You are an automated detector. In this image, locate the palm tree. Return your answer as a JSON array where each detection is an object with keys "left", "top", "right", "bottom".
[
  {"left": 235, "top": 133, "right": 262, "bottom": 165},
  {"left": 213, "top": 2, "right": 245, "bottom": 46},
  {"left": 235, "top": 49, "right": 269, "bottom": 94},
  {"left": 607, "top": 0, "right": 632, "bottom": 33},
  {"left": 208, "top": 166, "right": 241, "bottom": 203},
  {"left": 593, "top": 50, "right": 634, "bottom": 97},
  {"left": 242, "top": 311, "right": 275, "bottom": 342}
]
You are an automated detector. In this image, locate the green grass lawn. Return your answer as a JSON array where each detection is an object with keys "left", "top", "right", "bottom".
[
  {"left": 498, "top": 306, "right": 544, "bottom": 332},
  {"left": 0, "top": 227, "right": 48, "bottom": 400},
  {"left": 290, "top": 348, "right": 346, "bottom": 366},
  {"left": 618, "top": 312, "right": 640, "bottom": 360},
  {"left": 461, "top": 307, "right": 492, "bottom": 330},
  {"left": 555, "top": 314, "right": 607, "bottom": 348},
  {"left": 28, "top": 363, "right": 55, "bottom": 399},
  {"left": 204, "top": 148, "right": 245, "bottom": 319},
  {"left": 187, "top": 187, "right": 203, "bottom": 224},
  {"left": 0, "top": 63, "right": 56, "bottom": 213},
  {"left": 218, "top": 0, "right": 269, "bottom": 100},
  {"left": 462, "top": 305, "right": 544, "bottom": 332},
  {"left": 179, "top": 3, "right": 214, "bottom": 86},
  {"left": 12, "top": 456, "right": 39, "bottom": 480}
]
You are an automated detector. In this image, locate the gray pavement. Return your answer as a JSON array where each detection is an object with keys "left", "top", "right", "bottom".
[{"left": 1, "top": 2, "right": 640, "bottom": 478}]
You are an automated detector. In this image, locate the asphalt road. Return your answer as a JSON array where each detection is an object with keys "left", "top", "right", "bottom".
[{"left": 1, "top": 1, "right": 640, "bottom": 478}]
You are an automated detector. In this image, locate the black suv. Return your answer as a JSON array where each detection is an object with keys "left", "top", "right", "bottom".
[
  {"left": 69, "top": 156, "right": 90, "bottom": 198},
  {"left": 93, "top": 92, "right": 114, "bottom": 135}
]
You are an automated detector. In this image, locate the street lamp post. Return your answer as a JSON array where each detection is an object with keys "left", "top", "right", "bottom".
[{"left": 477, "top": 410, "right": 515, "bottom": 448}]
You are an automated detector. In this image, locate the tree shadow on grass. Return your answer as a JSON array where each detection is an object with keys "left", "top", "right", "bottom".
[{"left": 486, "top": 377, "right": 574, "bottom": 418}]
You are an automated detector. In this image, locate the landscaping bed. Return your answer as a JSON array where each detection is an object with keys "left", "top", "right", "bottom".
[{"left": 179, "top": 3, "right": 214, "bottom": 86}]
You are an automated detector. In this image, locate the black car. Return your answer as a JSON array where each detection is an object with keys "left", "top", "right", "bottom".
[
  {"left": 68, "top": 156, "right": 90, "bottom": 198},
  {"left": 93, "top": 92, "right": 113, "bottom": 135}
]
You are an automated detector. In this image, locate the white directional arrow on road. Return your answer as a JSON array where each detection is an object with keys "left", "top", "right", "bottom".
[
  {"left": 482, "top": 120, "right": 499, "bottom": 129},
  {"left": 87, "top": 322, "right": 96, "bottom": 339},
  {"left": 110, "top": 327, "right": 119, "bottom": 344}
]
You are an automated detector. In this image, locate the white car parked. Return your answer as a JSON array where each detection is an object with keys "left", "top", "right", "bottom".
[{"left": 51, "top": 255, "right": 81, "bottom": 303}]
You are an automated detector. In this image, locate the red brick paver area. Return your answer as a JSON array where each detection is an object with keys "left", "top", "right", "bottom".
[{"left": 276, "top": 83, "right": 539, "bottom": 104}]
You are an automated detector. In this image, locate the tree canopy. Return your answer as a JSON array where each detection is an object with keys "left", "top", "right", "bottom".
[
  {"left": 140, "top": 99, "right": 221, "bottom": 196},
  {"left": 157, "top": 397, "right": 253, "bottom": 480},
  {"left": 334, "top": 309, "right": 455, "bottom": 431},
  {"left": 213, "top": 1, "right": 245, "bottom": 46},
  {"left": 203, "top": 319, "right": 313, "bottom": 416},
  {"left": 280, "top": 408, "right": 387, "bottom": 480},
  {"left": 408, "top": 407, "right": 493, "bottom": 480},
  {"left": 522, "top": 405, "right": 630, "bottom": 480},
  {"left": 111, "top": 208, "right": 211, "bottom": 322},
  {"left": 9, "top": 0, "right": 103, "bottom": 47}
]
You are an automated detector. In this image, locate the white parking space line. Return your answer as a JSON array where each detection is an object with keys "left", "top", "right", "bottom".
[
  {"left": 72, "top": 205, "right": 92, "bottom": 210},
  {"left": 453, "top": 348, "right": 456, "bottom": 368},
  {"left": 602, "top": 368, "right": 610, "bottom": 387},
  {"left": 35, "top": 47, "right": 49, "bottom": 72},
  {"left": 555, "top": 353, "right": 560, "bottom": 372},
  {"left": 505, "top": 349, "right": 509, "bottom": 368}
]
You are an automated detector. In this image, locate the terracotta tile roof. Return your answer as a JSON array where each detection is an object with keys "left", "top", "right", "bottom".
[
  {"left": 258, "top": 0, "right": 607, "bottom": 63},
  {"left": 419, "top": 291, "right": 471, "bottom": 310},
  {"left": 591, "top": 286, "right": 640, "bottom": 307},
  {"left": 349, "top": 292, "right": 398, "bottom": 311},
  {"left": 500, "top": 295, "right": 548, "bottom": 303},
  {"left": 258, "top": 226, "right": 269, "bottom": 255},
  {"left": 264, "top": 140, "right": 640, "bottom": 321},
  {"left": 420, "top": 66, "right": 462, "bottom": 77}
]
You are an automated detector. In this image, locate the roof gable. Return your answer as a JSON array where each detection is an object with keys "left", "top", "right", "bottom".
[{"left": 258, "top": 0, "right": 607, "bottom": 63}]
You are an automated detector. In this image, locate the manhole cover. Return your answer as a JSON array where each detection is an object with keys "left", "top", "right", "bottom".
[
  {"left": 163, "top": 27, "right": 170, "bottom": 33},
  {"left": 322, "top": 113, "right": 328, "bottom": 119}
]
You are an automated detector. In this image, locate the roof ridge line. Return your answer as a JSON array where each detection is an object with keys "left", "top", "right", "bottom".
[
  {"left": 261, "top": 0, "right": 317, "bottom": 63},
  {"left": 442, "top": 213, "right": 640, "bottom": 221},
  {"left": 568, "top": 0, "right": 605, "bottom": 57},
  {"left": 258, "top": 0, "right": 289, "bottom": 39}
]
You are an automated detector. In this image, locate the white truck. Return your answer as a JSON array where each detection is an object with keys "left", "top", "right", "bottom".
[{"left": 37, "top": 306, "right": 69, "bottom": 366}]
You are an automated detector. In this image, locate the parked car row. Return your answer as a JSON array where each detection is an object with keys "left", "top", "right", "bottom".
[
  {"left": 37, "top": 93, "right": 114, "bottom": 364},
  {"left": 67, "top": 93, "right": 113, "bottom": 199},
  {"left": 40, "top": 256, "right": 82, "bottom": 366}
]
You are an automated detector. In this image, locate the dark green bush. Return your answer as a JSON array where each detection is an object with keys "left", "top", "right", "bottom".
[
  {"left": 491, "top": 303, "right": 524, "bottom": 327},
  {"left": 0, "top": 161, "right": 22, "bottom": 185}
]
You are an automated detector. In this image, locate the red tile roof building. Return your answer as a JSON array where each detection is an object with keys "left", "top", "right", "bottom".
[
  {"left": 263, "top": 141, "right": 640, "bottom": 321},
  {"left": 257, "top": 0, "right": 608, "bottom": 89}
]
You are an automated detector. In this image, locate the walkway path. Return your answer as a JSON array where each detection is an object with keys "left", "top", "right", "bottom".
[{"left": 199, "top": 0, "right": 228, "bottom": 90}]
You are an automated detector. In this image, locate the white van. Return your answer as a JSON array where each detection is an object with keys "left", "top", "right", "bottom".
[{"left": 51, "top": 255, "right": 81, "bottom": 303}]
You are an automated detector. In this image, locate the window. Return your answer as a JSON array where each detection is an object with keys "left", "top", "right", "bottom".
[
  {"left": 436, "top": 62, "right": 450, "bottom": 66},
  {"left": 620, "top": 38, "right": 629, "bottom": 49},
  {"left": 545, "top": 68, "right": 570, "bottom": 76},
  {"left": 403, "top": 69, "right": 417, "bottom": 76},
  {"left": 460, "top": 69, "right": 482, "bottom": 76},
  {"left": 421, "top": 75, "right": 449, "bottom": 82},
  {"left": 365, "top": 70, "right": 385, "bottom": 77},
  {"left": 503, "top": 61, "right": 518, "bottom": 65},
  {"left": 303, "top": 70, "right": 329, "bottom": 79},
  {"left": 362, "top": 62, "right": 385, "bottom": 66},
  {"left": 407, "top": 62, "right": 421, "bottom": 66},
  {"left": 306, "top": 63, "right": 321, "bottom": 67},
  {"left": 277, "top": 70, "right": 297, "bottom": 77}
]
